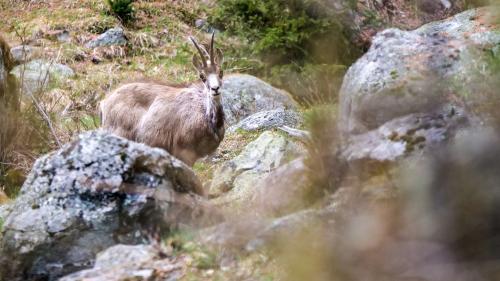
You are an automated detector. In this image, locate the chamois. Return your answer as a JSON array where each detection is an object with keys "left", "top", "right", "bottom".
[{"left": 100, "top": 33, "right": 225, "bottom": 166}]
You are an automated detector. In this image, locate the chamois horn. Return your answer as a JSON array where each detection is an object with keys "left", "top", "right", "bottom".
[
  {"left": 189, "top": 36, "right": 208, "bottom": 68},
  {"left": 210, "top": 32, "right": 215, "bottom": 66}
]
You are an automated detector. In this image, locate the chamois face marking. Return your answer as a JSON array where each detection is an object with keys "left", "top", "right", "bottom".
[{"left": 190, "top": 33, "right": 224, "bottom": 97}]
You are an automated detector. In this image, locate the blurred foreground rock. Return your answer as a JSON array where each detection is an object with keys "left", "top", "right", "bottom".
[
  {"left": 221, "top": 74, "right": 298, "bottom": 126},
  {"left": 339, "top": 8, "right": 500, "bottom": 163},
  {"left": 204, "top": 129, "right": 500, "bottom": 280},
  {"left": 0, "top": 131, "right": 217, "bottom": 281},
  {"left": 60, "top": 244, "right": 185, "bottom": 281}
]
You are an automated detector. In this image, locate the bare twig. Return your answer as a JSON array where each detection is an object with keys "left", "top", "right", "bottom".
[{"left": 14, "top": 28, "right": 62, "bottom": 148}]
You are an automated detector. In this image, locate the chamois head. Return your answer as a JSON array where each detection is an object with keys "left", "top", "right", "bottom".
[{"left": 190, "top": 33, "right": 224, "bottom": 97}]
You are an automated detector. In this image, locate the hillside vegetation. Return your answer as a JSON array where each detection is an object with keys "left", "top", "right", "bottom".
[{"left": 2, "top": 1, "right": 500, "bottom": 281}]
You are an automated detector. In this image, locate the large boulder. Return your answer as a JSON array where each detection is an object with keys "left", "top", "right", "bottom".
[
  {"left": 11, "top": 59, "right": 75, "bottom": 96},
  {"left": 221, "top": 74, "right": 298, "bottom": 126},
  {"left": 338, "top": 8, "right": 500, "bottom": 161},
  {"left": 0, "top": 131, "right": 215, "bottom": 281},
  {"left": 209, "top": 131, "right": 305, "bottom": 206}
]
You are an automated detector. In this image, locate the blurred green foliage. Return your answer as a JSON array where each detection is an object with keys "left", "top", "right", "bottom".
[
  {"left": 209, "top": 0, "right": 354, "bottom": 65},
  {"left": 209, "top": 0, "right": 358, "bottom": 105},
  {"left": 106, "top": 0, "right": 135, "bottom": 23},
  {"left": 270, "top": 63, "right": 347, "bottom": 105},
  {"left": 303, "top": 104, "right": 342, "bottom": 192}
]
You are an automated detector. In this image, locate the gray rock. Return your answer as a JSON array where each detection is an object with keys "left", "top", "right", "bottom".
[
  {"left": 339, "top": 8, "right": 500, "bottom": 158},
  {"left": 85, "top": 27, "right": 127, "bottom": 49},
  {"left": 60, "top": 244, "right": 184, "bottom": 281},
  {"left": 0, "top": 131, "right": 210, "bottom": 281},
  {"left": 10, "top": 45, "right": 36, "bottom": 64},
  {"left": 228, "top": 109, "right": 302, "bottom": 133},
  {"left": 248, "top": 158, "right": 310, "bottom": 217},
  {"left": 343, "top": 106, "right": 470, "bottom": 162},
  {"left": 201, "top": 187, "right": 356, "bottom": 251},
  {"left": 221, "top": 74, "right": 298, "bottom": 126},
  {"left": 11, "top": 59, "right": 75, "bottom": 95},
  {"left": 245, "top": 187, "right": 356, "bottom": 252},
  {"left": 56, "top": 30, "right": 71, "bottom": 43},
  {"left": 209, "top": 131, "right": 304, "bottom": 201},
  {"left": 195, "top": 19, "right": 207, "bottom": 29}
]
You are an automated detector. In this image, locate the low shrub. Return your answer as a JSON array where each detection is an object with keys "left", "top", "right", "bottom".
[
  {"left": 209, "top": 0, "right": 354, "bottom": 65},
  {"left": 106, "top": 0, "right": 135, "bottom": 23}
]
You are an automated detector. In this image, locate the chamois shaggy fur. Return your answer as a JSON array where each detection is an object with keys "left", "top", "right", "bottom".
[{"left": 100, "top": 35, "right": 225, "bottom": 166}]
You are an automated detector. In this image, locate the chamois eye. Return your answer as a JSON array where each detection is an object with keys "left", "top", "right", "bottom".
[
  {"left": 199, "top": 73, "right": 206, "bottom": 81},
  {"left": 219, "top": 70, "right": 223, "bottom": 79}
]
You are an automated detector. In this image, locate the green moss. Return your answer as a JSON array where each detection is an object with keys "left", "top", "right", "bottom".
[
  {"left": 165, "top": 230, "right": 218, "bottom": 270},
  {"left": 390, "top": 70, "right": 399, "bottom": 79}
]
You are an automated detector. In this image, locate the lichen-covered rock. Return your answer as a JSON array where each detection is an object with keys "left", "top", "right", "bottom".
[
  {"left": 209, "top": 131, "right": 305, "bottom": 203},
  {"left": 11, "top": 59, "right": 75, "bottom": 95},
  {"left": 0, "top": 131, "right": 214, "bottom": 281},
  {"left": 221, "top": 74, "right": 297, "bottom": 126},
  {"left": 60, "top": 244, "right": 185, "bottom": 281},
  {"left": 85, "top": 27, "right": 127, "bottom": 49},
  {"left": 228, "top": 109, "right": 302, "bottom": 133},
  {"left": 343, "top": 106, "right": 470, "bottom": 162},
  {"left": 339, "top": 8, "right": 500, "bottom": 159}
]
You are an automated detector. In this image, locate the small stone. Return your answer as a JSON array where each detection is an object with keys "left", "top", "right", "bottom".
[
  {"left": 10, "top": 45, "right": 35, "bottom": 64},
  {"left": 195, "top": 19, "right": 207, "bottom": 29},
  {"left": 85, "top": 27, "right": 127, "bottom": 49}
]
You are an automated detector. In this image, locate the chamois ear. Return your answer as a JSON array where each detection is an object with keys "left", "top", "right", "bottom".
[
  {"left": 214, "top": 48, "right": 224, "bottom": 67},
  {"left": 192, "top": 54, "right": 204, "bottom": 72}
]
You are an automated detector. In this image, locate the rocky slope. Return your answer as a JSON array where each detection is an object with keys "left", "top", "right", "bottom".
[{"left": 1, "top": 2, "right": 500, "bottom": 281}]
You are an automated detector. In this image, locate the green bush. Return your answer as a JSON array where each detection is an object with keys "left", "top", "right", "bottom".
[
  {"left": 209, "top": 0, "right": 353, "bottom": 65},
  {"left": 106, "top": 0, "right": 135, "bottom": 23}
]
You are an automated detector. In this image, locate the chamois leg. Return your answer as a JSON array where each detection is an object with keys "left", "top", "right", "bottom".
[{"left": 176, "top": 149, "right": 198, "bottom": 167}]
